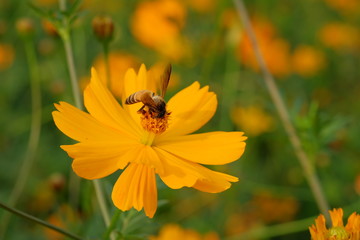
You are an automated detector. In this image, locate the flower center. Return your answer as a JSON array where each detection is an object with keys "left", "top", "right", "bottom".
[
  {"left": 328, "top": 226, "right": 349, "bottom": 240},
  {"left": 139, "top": 110, "right": 170, "bottom": 135}
]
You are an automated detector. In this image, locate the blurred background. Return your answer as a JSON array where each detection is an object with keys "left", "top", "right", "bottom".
[{"left": 0, "top": 0, "right": 360, "bottom": 239}]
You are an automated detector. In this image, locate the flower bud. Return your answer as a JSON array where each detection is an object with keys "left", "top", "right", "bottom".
[
  {"left": 92, "top": 15, "right": 114, "bottom": 42},
  {"left": 16, "top": 18, "right": 35, "bottom": 36},
  {"left": 42, "top": 20, "right": 58, "bottom": 36}
]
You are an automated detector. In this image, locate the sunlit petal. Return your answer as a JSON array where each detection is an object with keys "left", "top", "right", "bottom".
[
  {"left": 52, "top": 102, "right": 127, "bottom": 142},
  {"left": 156, "top": 131, "right": 246, "bottom": 165},
  {"left": 112, "top": 163, "right": 158, "bottom": 218},
  {"left": 84, "top": 68, "right": 142, "bottom": 138},
  {"left": 61, "top": 140, "right": 138, "bottom": 179},
  {"left": 159, "top": 81, "right": 217, "bottom": 138},
  {"left": 155, "top": 147, "right": 238, "bottom": 192}
]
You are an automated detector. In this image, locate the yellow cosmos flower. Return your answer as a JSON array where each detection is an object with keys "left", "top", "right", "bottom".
[
  {"left": 309, "top": 208, "right": 360, "bottom": 240},
  {"left": 0, "top": 43, "right": 14, "bottom": 71},
  {"left": 291, "top": 45, "right": 326, "bottom": 77},
  {"left": 52, "top": 64, "right": 246, "bottom": 218},
  {"left": 92, "top": 52, "right": 140, "bottom": 97},
  {"left": 232, "top": 105, "right": 274, "bottom": 136},
  {"left": 318, "top": 23, "right": 360, "bottom": 51},
  {"left": 237, "top": 17, "right": 291, "bottom": 78},
  {"left": 150, "top": 224, "right": 220, "bottom": 240},
  {"left": 131, "top": 0, "right": 189, "bottom": 61}
]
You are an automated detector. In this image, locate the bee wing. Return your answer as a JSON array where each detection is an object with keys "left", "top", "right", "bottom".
[
  {"left": 140, "top": 90, "right": 157, "bottom": 108},
  {"left": 160, "top": 63, "right": 172, "bottom": 98}
]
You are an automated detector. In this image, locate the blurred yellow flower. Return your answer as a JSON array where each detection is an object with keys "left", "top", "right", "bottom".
[
  {"left": 93, "top": 52, "right": 140, "bottom": 97},
  {"left": 185, "top": 0, "right": 216, "bottom": 13},
  {"left": 324, "top": 0, "right": 360, "bottom": 14},
  {"left": 44, "top": 204, "right": 78, "bottom": 240},
  {"left": 232, "top": 105, "right": 274, "bottom": 136},
  {"left": 251, "top": 191, "right": 299, "bottom": 223},
  {"left": 309, "top": 208, "right": 360, "bottom": 240},
  {"left": 131, "top": 0, "right": 189, "bottom": 61},
  {"left": 0, "top": 43, "right": 14, "bottom": 70},
  {"left": 291, "top": 45, "right": 326, "bottom": 77},
  {"left": 319, "top": 23, "right": 360, "bottom": 51},
  {"left": 237, "top": 18, "right": 291, "bottom": 77},
  {"left": 225, "top": 211, "right": 259, "bottom": 237},
  {"left": 52, "top": 64, "right": 246, "bottom": 218},
  {"left": 150, "top": 224, "right": 220, "bottom": 240}
]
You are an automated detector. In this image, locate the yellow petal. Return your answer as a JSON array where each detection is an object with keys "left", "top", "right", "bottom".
[
  {"left": 121, "top": 65, "right": 155, "bottom": 127},
  {"left": 61, "top": 141, "right": 138, "bottom": 179},
  {"left": 112, "top": 163, "right": 158, "bottom": 218},
  {"left": 52, "top": 102, "right": 127, "bottom": 142},
  {"left": 192, "top": 171, "right": 238, "bottom": 193},
  {"left": 84, "top": 68, "right": 142, "bottom": 138},
  {"left": 155, "top": 131, "right": 247, "bottom": 165},
  {"left": 126, "top": 145, "right": 164, "bottom": 174},
  {"left": 155, "top": 147, "right": 238, "bottom": 193},
  {"left": 160, "top": 81, "right": 217, "bottom": 138},
  {"left": 330, "top": 208, "right": 344, "bottom": 227}
]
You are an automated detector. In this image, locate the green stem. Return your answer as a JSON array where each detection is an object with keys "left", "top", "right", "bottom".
[
  {"left": 58, "top": 0, "right": 111, "bottom": 230},
  {"left": 103, "top": 41, "right": 111, "bottom": 89},
  {"left": 103, "top": 210, "right": 121, "bottom": 240},
  {"left": 63, "top": 33, "right": 82, "bottom": 109},
  {"left": 233, "top": 0, "right": 330, "bottom": 221},
  {"left": 225, "top": 215, "right": 314, "bottom": 240},
  {"left": 93, "top": 179, "right": 111, "bottom": 226},
  {"left": 0, "top": 35, "right": 42, "bottom": 238},
  {"left": 219, "top": 43, "right": 238, "bottom": 131},
  {"left": 0, "top": 202, "right": 85, "bottom": 240}
]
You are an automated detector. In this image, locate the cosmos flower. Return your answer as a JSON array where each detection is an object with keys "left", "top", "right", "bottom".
[
  {"left": 232, "top": 105, "right": 274, "bottom": 136},
  {"left": 52, "top": 64, "right": 246, "bottom": 218},
  {"left": 291, "top": 45, "right": 326, "bottom": 77},
  {"left": 309, "top": 208, "right": 360, "bottom": 240},
  {"left": 150, "top": 224, "right": 220, "bottom": 240},
  {"left": 131, "top": 0, "right": 189, "bottom": 61},
  {"left": 318, "top": 23, "right": 360, "bottom": 51},
  {"left": 92, "top": 51, "right": 140, "bottom": 97},
  {"left": 237, "top": 17, "right": 291, "bottom": 78}
]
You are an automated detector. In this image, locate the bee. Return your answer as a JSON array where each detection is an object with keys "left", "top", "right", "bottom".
[{"left": 125, "top": 64, "right": 171, "bottom": 119}]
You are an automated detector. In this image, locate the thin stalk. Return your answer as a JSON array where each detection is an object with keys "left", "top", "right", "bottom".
[
  {"left": 103, "top": 42, "right": 111, "bottom": 89},
  {"left": 103, "top": 210, "right": 121, "bottom": 240},
  {"left": 93, "top": 179, "right": 111, "bottom": 226},
  {"left": 58, "top": 0, "right": 112, "bottom": 231},
  {"left": 219, "top": 38, "right": 239, "bottom": 130},
  {"left": 0, "top": 35, "right": 42, "bottom": 238},
  {"left": 0, "top": 202, "right": 84, "bottom": 240},
  {"left": 233, "top": 0, "right": 330, "bottom": 220},
  {"left": 225, "top": 215, "right": 314, "bottom": 240}
]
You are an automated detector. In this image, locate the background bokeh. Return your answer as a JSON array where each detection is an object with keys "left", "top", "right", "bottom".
[{"left": 0, "top": 0, "right": 360, "bottom": 239}]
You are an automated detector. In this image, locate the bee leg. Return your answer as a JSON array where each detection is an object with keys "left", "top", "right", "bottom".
[{"left": 137, "top": 105, "right": 146, "bottom": 114}]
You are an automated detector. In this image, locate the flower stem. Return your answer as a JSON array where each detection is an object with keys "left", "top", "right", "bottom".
[
  {"left": 225, "top": 215, "right": 315, "bottom": 240},
  {"left": 103, "top": 209, "right": 121, "bottom": 240},
  {"left": 103, "top": 41, "right": 111, "bottom": 89},
  {"left": 219, "top": 33, "right": 239, "bottom": 131},
  {"left": 58, "top": 0, "right": 111, "bottom": 230},
  {"left": 0, "top": 34, "right": 42, "bottom": 238},
  {"left": 233, "top": 0, "right": 330, "bottom": 221},
  {"left": 0, "top": 201, "right": 84, "bottom": 240}
]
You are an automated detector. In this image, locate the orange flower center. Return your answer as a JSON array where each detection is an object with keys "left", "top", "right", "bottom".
[
  {"left": 140, "top": 110, "right": 170, "bottom": 134},
  {"left": 328, "top": 226, "right": 349, "bottom": 240}
]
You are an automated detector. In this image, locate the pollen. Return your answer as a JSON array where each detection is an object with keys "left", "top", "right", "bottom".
[
  {"left": 328, "top": 226, "right": 349, "bottom": 240},
  {"left": 140, "top": 111, "right": 170, "bottom": 134}
]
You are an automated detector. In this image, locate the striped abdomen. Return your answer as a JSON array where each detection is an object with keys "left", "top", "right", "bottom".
[{"left": 125, "top": 90, "right": 154, "bottom": 105}]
